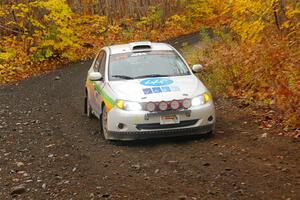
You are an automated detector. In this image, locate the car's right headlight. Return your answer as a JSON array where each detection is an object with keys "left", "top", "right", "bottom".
[
  {"left": 191, "top": 92, "right": 211, "bottom": 106},
  {"left": 116, "top": 100, "right": 142, "bottom": 111}
]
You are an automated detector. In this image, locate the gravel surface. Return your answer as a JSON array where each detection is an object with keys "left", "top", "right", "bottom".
[{"left": 0, "top": 37, "right": 300, "bottom": 199}]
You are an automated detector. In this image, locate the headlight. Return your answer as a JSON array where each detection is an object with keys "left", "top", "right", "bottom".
[
  {"left": 191, "top": 92, "right": 211, "bottom": 106},
  {"left": 116, "top": 100, "right": 142, "bottom": 111}
]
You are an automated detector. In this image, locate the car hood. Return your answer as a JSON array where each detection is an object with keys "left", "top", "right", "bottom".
[{"left": 109, "top": 75, "right": 207, "bottom": 102}]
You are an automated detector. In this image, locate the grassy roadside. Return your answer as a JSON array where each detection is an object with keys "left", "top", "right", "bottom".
[{"left": 183, "top": 30, "right": 300, "bottom": 131}]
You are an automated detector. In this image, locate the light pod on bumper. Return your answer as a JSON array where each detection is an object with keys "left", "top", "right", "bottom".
[
  {"left": 170, "top": 100, "right": 180, "bottom": 110},
  {"left": 158, "top": 101, "right": 168, "bottom": 111},
  {"left": 182, "top": 99, "right": 191, "bottom": 109},
  {"left": 146, "top": 102, "right": 156, "bottom": 112}
]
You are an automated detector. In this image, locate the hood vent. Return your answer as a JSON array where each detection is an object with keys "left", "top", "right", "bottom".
[{"left": 130, "top": 41, "right": 152, "bottom": 52}]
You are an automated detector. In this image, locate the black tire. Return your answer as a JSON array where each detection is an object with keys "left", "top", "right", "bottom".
[
  {"left": 101, "top": 106, "right": 109, "bottom": 139},
  {"left": 85, "top": 91, "right": 93, "bottom": 119},
  {"left": 84, "top": 96, "right": 87, "bottom": 114}
]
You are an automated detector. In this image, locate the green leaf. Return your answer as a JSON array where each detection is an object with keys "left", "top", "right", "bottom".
[{"left": 45, "top": 48, "right": 54, "bottom": 58}]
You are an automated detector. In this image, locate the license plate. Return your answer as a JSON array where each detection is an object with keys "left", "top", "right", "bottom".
[{"left": 160, "top": 115, "right": 180, "bottom": 125}]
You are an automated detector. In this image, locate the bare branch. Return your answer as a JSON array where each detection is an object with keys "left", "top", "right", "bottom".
[{"left": 0, "top": 24, "right": 22, "bottom": 34}]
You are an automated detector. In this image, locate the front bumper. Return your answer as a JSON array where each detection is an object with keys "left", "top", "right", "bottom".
[
  {"left": 106, "top": 102, "right": 215, "bottom": 140},
  {"left": 107, "top": 124, "right": 214, "bottom": 140}
]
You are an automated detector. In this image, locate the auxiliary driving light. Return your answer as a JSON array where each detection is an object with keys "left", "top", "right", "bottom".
[
  {"left": 158, "top": 101, "right": 168, "bottom": 111},
  {"left": 182, "top": 99, "right": 191, "bottom": 109},
  {"left": 146, "top": 102, "right": 156, "bottom": 112},
  {"left": 170, "top": 100, "right": 180, "bottom": 110}
]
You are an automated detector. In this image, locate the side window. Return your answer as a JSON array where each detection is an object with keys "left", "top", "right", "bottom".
[
  {"left": 99, "top": 51, "right": 106, "bottom": 78},
  {"left": 93, "top": 51, "right": 104, "bottom": 72}
]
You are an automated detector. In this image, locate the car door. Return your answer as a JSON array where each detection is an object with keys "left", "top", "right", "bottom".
[{"left": 90, "top": 50, "right": 107, "bottom": 116}]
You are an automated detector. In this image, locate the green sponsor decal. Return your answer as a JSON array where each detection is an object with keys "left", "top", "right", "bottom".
[{"left": 91, "top": 80, "right": 115, "bottom": 108}]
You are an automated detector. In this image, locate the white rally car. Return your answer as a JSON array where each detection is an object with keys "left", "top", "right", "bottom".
[{"left": 84, "top": 41, "right": 215, "bottom": 140}]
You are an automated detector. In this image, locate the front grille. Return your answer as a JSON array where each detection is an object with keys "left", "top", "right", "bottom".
[{"left": 136, "top": 119, "right": 198, "bottom": 130}]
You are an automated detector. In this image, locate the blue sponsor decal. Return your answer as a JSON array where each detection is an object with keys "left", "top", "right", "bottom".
[
  {"left": 170, "top": 86, "right": 180, "bottom": 92},
  {"left": 152, "top": 87, "right": 162, "bottom": 93},
  {"left": 142, "top": 85, "right": 180, "bottom": 95},
  {"left": 143, "top": 88, "right": 152, "bottom": 95},
  {"left": 140, "top": 78, "right": 174, "bottom": 87},
  {"left": 161, "top": 86, "right": 171, "bottom": 92}
]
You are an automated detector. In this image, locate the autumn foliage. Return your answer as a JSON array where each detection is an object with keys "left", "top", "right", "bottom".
[
  {"left": 0, "top": 0, "right": 201, "bottom": 83},
  {"left": 0, "top": 0, "right": 299, "bottom": 128},
  {"left": 191, "top": 0, "right": 300, "bottom": 129}
]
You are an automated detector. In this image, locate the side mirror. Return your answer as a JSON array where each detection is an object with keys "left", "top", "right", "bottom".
[
  {"left": 192, "top": 64, "right": 203, "bottom": 73},
  {"left": 88, "top": 72, "right": 103, "bottom": 81}
]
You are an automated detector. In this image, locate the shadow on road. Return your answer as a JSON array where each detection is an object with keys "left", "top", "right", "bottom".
[{"left": 109, "top": 133, "right": 215, "bottom": 147}]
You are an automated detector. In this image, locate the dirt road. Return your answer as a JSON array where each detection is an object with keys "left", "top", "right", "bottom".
[{"left": 0, "top": 36, "right": 299, "bottom": 200}]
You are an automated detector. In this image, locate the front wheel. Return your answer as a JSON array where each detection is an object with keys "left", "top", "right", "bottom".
[
  {"left": 101, "top": 106, "right": 109, "bottom": 139},
  {"left": 85, "top": 91, "right": 93, "bottom": 119}
]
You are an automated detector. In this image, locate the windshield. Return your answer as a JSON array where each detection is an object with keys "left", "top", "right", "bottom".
[{"left": 109, "top": 50, "right": 191, "bottom": 81}]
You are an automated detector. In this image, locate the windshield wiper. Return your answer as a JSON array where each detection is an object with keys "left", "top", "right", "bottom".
[
  {"left": 135, "top": 74, "right": 170, "bottom": 79},
  {"left": 112, "top": 75, "right": 134, "bottom": 80}
]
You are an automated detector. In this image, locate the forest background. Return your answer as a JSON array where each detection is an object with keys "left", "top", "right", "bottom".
[{"left": 0, "top": 0, "right": 299, "bottom": 129}]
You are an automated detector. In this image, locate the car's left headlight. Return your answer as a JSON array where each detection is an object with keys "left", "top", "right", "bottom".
[
  {"left": 191, "top": 92, "right": 211, "bottom": 106},
  {"left": 116, "top": 100, "right": 142, "bottom": 111}
]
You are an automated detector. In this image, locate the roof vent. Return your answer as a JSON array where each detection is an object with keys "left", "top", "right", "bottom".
[{"left": 130, "top": 41, "right": 152, "bottom": 51}]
